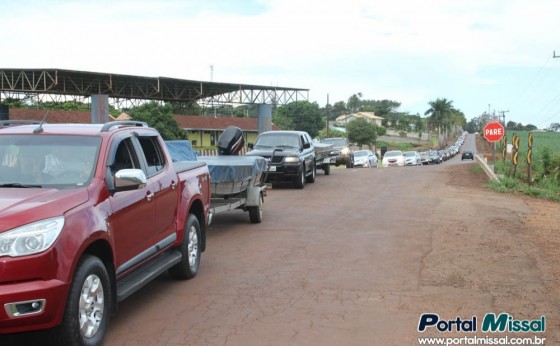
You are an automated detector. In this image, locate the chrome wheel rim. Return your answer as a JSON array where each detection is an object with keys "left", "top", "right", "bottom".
[
  {"left": 79, "top": 274, "right": 104, "bottom": 338},
  {"left": 188, "top": 224, "right": 199, "bottom": 270}
]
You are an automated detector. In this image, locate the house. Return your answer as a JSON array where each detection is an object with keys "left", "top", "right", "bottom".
[
  {"left": 5, "top": 108, "right": 278, "bottom": 148},
  {"left": 335, "top": 112, "right": 384, "bottom": 127},
  {"left": 174, "top": 115, "right": 280, "bottom": 147},
  {"left": 7, "top": 108, "right": 113, "bottom": 123}
]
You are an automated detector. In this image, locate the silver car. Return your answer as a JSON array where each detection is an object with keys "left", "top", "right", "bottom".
[
  {"left": 353, "top": 150, "right": 378, "bottom": 168},
  {"left": 403, "top": 151, "right": 422, "bottom": 166}
]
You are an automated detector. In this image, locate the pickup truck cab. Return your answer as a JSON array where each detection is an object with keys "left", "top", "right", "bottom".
[
  {"left": 321, "top": 137, "right": 354, "bottom": 168},
  {"left": 0, "top": 121, "right": 210, "bottom": 345},
  {"left": 246, "top": 130, "right": 317, "bottom": 189}
]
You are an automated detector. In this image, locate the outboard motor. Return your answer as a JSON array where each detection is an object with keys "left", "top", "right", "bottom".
[{"left": 217, "top": 125, "right": 245, "bottom": 155}]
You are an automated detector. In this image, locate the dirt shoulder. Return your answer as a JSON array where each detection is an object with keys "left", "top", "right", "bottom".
[{"left": 443, "top": 159, "right": 560, "bottom": 342}]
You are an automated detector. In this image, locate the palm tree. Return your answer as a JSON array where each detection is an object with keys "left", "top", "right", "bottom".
[{"left": 425, "top": 98, "right": 453, "bottom": 147}]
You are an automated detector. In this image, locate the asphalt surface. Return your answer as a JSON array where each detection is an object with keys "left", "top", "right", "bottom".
[{"left": 5, "top": 134, "right": 559, "bottom": 345}]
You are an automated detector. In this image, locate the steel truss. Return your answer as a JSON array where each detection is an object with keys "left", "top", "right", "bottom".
[{"left": 0, "top": 69, "right": 308, "bottom": 106}]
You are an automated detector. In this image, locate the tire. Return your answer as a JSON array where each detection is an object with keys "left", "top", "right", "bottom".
[
  {"left": 322, "top": 163, "right": 330, "bottom": 175},
  {"left": 169, "top": 214, "right": 201, "bottom": 280},
  {"left": 306, "top": 162, "right": 316, "bottom": 183},
  {"left": 293, "top": 164, "right": 305, "bottom": 189},
  {"left": 56, "top": 255, "right": 111, "bottom": 346},
  {"left": 248, "top": 193, "right": 263, "bottom": 224}
]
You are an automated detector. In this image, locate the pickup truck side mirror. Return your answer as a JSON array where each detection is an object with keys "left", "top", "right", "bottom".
[
  {"left": 113, "top": 169, "right": 147, "bottom": 192},
  {"left": 302, "top": 142, "right": 311, "bottom": 149},
  {"left": 247, "top": 143, "right": 254, "bottom": 150}
]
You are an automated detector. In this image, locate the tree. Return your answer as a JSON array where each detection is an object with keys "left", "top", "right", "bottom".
[
  {"left": 171, "top": 101, "right": 202, "bottom": 116},
  {"left": 275, "top": 101, "right": 323, "bottom": 138},
  {"left": 549, "top": 122, "right": 560, "bottom": 132},
  {"left": 525, "top": 124, "right": 537, "bottom": 131},
  {"left": 506, "top": 120, "right": 518, "bottom": 130},
  {"left": 129, "top": 102, "right": 187, "bottom": 140},
  {"left": 425, "top": 98, "right": 454, "bottom": 147},
  {"left": 347, "top": 118, "right": 379, "bottom": 147},
  {"left": 347, "top": 93, "right": 362, "bottom": 113},
  {"left": 330, "top": 101, "right": 348, "bottom": 119}
]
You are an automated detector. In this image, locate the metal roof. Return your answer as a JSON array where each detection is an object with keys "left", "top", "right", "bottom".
[{"left": 0, "top": 68, "right": 309, "bottom": 105}]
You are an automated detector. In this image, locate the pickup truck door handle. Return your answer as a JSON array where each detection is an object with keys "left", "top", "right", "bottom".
[
  {"left": 170, "top": 181, "right": 177, "bottom": 190},
  {"left": 146, "top": 192, "right": 154, "bottom": 202}
]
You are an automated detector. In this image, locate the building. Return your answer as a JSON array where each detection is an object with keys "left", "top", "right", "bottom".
[
  {"left": 335, "top": 112, "right": 384, "bottom": 127},
  {"left": 5, "top": 108, "right": 278, "bottom": 148}
]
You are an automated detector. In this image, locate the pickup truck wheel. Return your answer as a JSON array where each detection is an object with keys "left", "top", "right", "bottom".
[
  {"left": 169, "top": 214, "right": 201, "bottom": 280},
  {"left": 306, "top": 162, "right": 316, "bottom": 183},
  {"left": 322, "top": 163, "right": 330, "bottom": 175},
  {"left": 293, "top": 165, "right": 305, "bottom": 189},
  {"left": 248, "top": 193, "right": 263, "bottom": 223},
  {"left": 57, "top": 255, "right": 110, "bottom": 346}
]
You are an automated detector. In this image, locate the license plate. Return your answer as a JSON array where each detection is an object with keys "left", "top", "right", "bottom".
[{"left": 268, "top": 165, "right": 276, "bottom": 172}]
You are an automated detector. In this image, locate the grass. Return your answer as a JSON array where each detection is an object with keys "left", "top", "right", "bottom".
[
  {"left": 376, "top": 141, "right": 424, "bottom": 151},
  {"left": 484, "top": 131, "right": 560, "bottom": 202}
]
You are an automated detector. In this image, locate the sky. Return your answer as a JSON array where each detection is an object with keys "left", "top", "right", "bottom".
[{"left": 2, "top": 0, "right": 560, "bottom": 128}]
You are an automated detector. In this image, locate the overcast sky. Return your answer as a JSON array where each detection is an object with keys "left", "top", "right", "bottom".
[{"left": 2, "top": 0, "right": 560, "bottom": 128}]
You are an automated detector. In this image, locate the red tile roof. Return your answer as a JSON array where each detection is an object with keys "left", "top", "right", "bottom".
[
  {"left": 8, "top": 108, "right": 95, "bottom": 123},
  {"left": 174, "top": 115, "right": 279, "bottom": 131},
  {"left": 7, "top": 109, "right": 279, "bottom": 131}
]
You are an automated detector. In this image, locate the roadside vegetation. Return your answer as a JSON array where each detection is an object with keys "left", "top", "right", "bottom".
[{"left": 484, "top": 131, "right": 560, "bottom": 202}]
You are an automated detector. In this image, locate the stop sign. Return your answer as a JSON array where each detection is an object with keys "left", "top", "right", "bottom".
[{"left": 483, "top": 122, "right": 505, "bottom": 142}]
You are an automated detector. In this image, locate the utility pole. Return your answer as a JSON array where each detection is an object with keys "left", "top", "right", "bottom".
[
  {"left": 498, "top": 110, "right": 509, "bottom": 126},
  {"left": 326, "top": 94, "right": 330, "bottom": 137}
]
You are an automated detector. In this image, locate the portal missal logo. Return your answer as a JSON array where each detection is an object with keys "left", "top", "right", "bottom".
[{"left": 418, "top": 313, "right": 546, "bottom": 333}]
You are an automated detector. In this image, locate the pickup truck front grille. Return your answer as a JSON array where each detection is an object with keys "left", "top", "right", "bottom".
[{"left": 271, "top": 156, "right": 284, "bottom": 164}]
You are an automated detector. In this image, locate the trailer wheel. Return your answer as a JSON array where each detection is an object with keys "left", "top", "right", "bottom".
[
  {"left": 169, "top": 214, "right": 201, "bottom": 280},
  {"left": 56, "top": 255, "right": 111, "bottom": 346},
  {"left": 248, "top": 193, "right": 263, "bottom": 224},
  {"left": 294, "top": 164, "right": 305, "bottom": 189},
  {"left": 322, "top": 163, "right": 330, "bottom": 175},
  {"left": 306, "top": 162, "right": 316, "bottom": 183}
]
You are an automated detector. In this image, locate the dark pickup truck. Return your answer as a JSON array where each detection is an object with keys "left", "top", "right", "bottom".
[
  {"left": 0, "top": 121, "right": 210, "bottom": 345},
  {"left": 246, "top": 130, "right": 332, "bottom": 189}
]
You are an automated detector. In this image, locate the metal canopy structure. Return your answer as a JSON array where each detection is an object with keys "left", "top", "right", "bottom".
[{"left": 0, "top": 69, "right": 309, "bottom": 107}]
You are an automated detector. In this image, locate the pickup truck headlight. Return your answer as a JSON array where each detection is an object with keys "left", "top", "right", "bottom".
[
  {"left": 341, "top": 148, "right": 350, "bottom": 155},
  {"left": 0, "top": 217, "right": 64, "bottom": 257},
  {"left": 283, "top": 156, "right": 300, "bottom": 163}
]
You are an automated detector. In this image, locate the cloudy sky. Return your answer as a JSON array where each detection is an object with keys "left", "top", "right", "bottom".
[{"left": 2, "top": 0, "right": 560, "bottom": 128}]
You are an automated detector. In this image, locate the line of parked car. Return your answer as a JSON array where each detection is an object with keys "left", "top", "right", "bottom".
[{"left": 381, "top": 132, "right": 469, "bottom": 167}]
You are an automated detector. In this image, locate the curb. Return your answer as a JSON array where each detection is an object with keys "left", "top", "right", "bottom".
[{"left": 474, "top": 154, "right": 499, "bottom": 181}]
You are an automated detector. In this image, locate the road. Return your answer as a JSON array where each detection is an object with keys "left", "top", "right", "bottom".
[{"left": 5, "top": 134, "right": 560, "bottom": 345}]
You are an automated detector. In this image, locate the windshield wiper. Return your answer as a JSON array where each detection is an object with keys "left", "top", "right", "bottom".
[
  {"left": 0, "top": 183, "right": 43, "bottom": 188},
  {"left": 275, "top": 145, "right": 297, "bottom": 149},
  {"left": 255, "top": 144, "right": 272, "bottom": 148}
]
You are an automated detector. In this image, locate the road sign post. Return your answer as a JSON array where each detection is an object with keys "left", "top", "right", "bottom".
[
  {"left": 483, "top": 122, "right": 505, "bottom": 169},
  {"left": 527, "top": 132, "right": 533, "bottom": 185}
]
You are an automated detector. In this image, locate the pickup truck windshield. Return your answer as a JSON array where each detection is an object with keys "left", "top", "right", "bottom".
[
  {"left": 0, "top": 135, "right": 100, "bottom": 188},
  {"left": 255, "top": 133, "right": 300, "bottom": 148},
  {"left": 321, "top": 138, "right": 346, "bottom": 147}
]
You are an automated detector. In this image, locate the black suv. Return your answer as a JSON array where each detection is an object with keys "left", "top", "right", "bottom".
[{"left": 321, "top": 137, "right": 354, "bottom": 168}]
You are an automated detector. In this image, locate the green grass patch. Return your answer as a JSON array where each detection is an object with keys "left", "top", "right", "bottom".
[
  {"left": 490, "top": 131, "right": 560, "bottom": 201},
  {"left": 487, "top": 175, "right": 560, "bottom": 202}
]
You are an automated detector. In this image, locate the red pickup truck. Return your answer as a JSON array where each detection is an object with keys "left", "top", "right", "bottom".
[{"left": 0, "top": 121, "right": 210, "bottom": 345}]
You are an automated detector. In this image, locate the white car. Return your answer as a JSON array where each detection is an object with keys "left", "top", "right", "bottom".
[
  {"left": 403, "top": 151, "right": 422, "bottom": 166},
  {"left": 353, "top": 150, "right": 378, "bottom": 168},
  {"left": 382, "top": 150, "right": 405, "bottom": 167}
]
